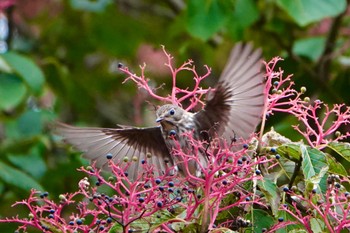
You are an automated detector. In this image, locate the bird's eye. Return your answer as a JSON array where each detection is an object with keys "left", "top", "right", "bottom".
[{"left": 169, "top": 109, "right": 175, "bottom": 115}]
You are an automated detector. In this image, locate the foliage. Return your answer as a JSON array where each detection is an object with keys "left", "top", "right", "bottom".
[{"left": 0, "top": 0, "right": 350, "bottom": 232}]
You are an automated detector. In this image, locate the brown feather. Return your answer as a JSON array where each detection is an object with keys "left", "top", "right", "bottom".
[
  {"left": 55, "top": 122, "right": 172, "bottom": 180},
  {"left": 195, "top": 43, "right": 265, "bottom": 142}
]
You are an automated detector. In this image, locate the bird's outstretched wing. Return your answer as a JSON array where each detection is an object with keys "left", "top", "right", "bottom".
[
  {"left": 55, "top": 123, "right": 172, "bottom": 180},
  {"left": 195, "top": 42, "right": 265, "bottom": 142}
]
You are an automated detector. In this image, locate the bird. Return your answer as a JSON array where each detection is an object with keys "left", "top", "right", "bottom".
[{"left": 56, "top": 42, "right": 265, "bottom": 180}]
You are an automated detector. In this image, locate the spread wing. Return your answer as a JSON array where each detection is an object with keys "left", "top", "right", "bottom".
[
  {"left": 195, "top": 42, "right": 265, "bottom": 142},
  {"left": 55, "top": 123, "right": 172, "bottom": 180}
]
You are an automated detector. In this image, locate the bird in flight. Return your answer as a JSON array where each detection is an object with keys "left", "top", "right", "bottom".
[{"left": 56, "top": 43, "right": 265, "bottom": 180}]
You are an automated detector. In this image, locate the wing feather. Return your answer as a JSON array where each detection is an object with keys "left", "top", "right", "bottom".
[
  {"left": 55, "top": 122, "right": 171, "bottom": 180},
  {"left": 195, "top": 43, "right": 265, "bottom": 142}
]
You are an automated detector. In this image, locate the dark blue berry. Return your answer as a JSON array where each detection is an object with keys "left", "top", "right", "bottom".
[
  {"left": 245, "top": 197, "right": 250, "bottom": 201},
  {"left": 278, "top": 217, "right": 284, "bottom": 222},
  {"left": 144, "top": 183, "right": 150, "bottom": 189},
  {"left": 141, "top": 159, "right": 146, "bottom": 164},
  {"left": 138, "top": 197, "right": 145, "bottom": 203},
  {"left": 270, "top": 147, "right": 277, "bottom": 153},
  {"left": 222, "top": 180, "right": 228, "bottom": 185},
  {"left": 168, "top": 188, "right": 174, "bottom": 193},
  {"left": 155, "top": 178, "right": 161, "bottom": 184},
  {"left": 96, "top": 219, "right": 101, "bottom": 224},
  {"left": 76, "top": 219, "right": 83, "bottom": 225},
  {"left": 273, "top": 81, "right": 279, "bottom": 86},
  {"left": 168, "top": 181, "right": 174, "bottom": 187},
  {"left": 128, "top": 229, "right": 134, "bottom": 233},
  {"left": 49, "top": 209, "right": 55, "bottom": 214},
  {"left": 255, "top": 169, "right": 261, "bottom": 175},
  {"left": 176, "top": 197, "right": 182, "bottom": 202},
  {"left": 95, "top": 181, "right": 100, "bottom": 186},
  {"left": 243, "top": 144, "right": 249, "bottom": 149},
  {"left": 159, "top": 186, "right": 164, "bottom": 191},
  {"left": 275, "top": 154, "right": 281, "bottom": 159},
  {"left": 283, "top": 187, "right": 289, "bottom": 192},
  {"left": 40, "top": 192, "right": 49, "bottom": 198},
  {"left": 124, "top": 172, "right": 128, "bottom": 177},
  {"left": 48, "top": 214, "right": 54, "bottom": 219},
  {"left": 69, "top": 221, "right": 74, "bottom": 226},
  {"left": 99, "top": 226, "right": 105, "bottom": 231},
  {"left": 106, "top": 153, "right": 113, "bottom": 159},
  {"left": 157, "top": 201, "right": 163, "bottom": 208},
  {"left": 117, "top": 63, "right": 123, "bottom": 68},
  {"left": 312, "top": 188, "right": 317, "bottom": 194},
  {"left": 197, "top": 194, "right": 201, "bottom": 199},
  {"left": 345, "top": 192, "right": 349, "bottom": 197},
  {"left": 237, "top": 159, "right": 243, "bottom": 165},
  {"left": 169, "top": 130, "right": 176, "bottom": 136},
  {"left": 241, "top": 156, "right": 247, "bottom": 161},
  {"left": 335, "top": 183, "right": 341, "bottom": 189},
  {"left": 106, "top": 217, "right": 112, "bottom": 224},
  {"left": 262, "top": 228, "right": 267, "bottom": 232}
]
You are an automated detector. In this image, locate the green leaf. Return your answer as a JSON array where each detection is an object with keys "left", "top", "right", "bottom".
[
  {"left": 310, "top": 218, "right": 325, "bottom": 232},
  {"left": 301, "top": 145, "right": 327, "bottom": 179},
  {"left": 288, "top": 230, "right": 308, "bottom": 233},
  {"left": 5, "top": 109, "right": 43, "bottom": 139},
  {"left": 327, "top": 142, "right": 350, "bottom": 162},
  {"left": 292, "top": 37, "right": 326, "bottom": 61},
  {"left": 0, "top": 52, "right": 44, "bottom": 95},
  {"left": 246, "top": 209, "right": 274, "bottom": 232},
  {"left": 109, "top": 223, "right": 123, "bottom": 233},
  {"left": 227, "top": 0, "right": 259, "bottom": 39},
  {"left": 149, "top": 210, "right": 180, "bottom": 232},
  {"left": 0, "top": 161, "right": 43, "bottom": 191},
  {"left": 232, "top": 0, "right": 259, "bottom": 27},
  {"left": 277, "top": 143, "right": 302, "bottom": 162},
  {"left": 301, "top": 146, "right": 328, "bottom": 193},
  {"left": 325, "top": 153, "right": 348, "bottom": 176},
  {"left": 276, "top": 210, "right": 302, "bottom": 232},
  {"left": 0, "top": 73, "right": 27, "bottom": 110},
  {"left": 70, "top": 0, "right": 112, "bottom": 12},
  {"left": 276, "top": 0, "right": 346, "bottom": 26},
  {"left": 8, "top": 146, "right": 47, "bottom": 179},
  {"left": 301, "top": 145, "right": 316, "bottom": 179},
  {"left": 186, "top": 0, "right": 229, "bottom": 41},
  {"left": 258, "top": 178, "right": 280, "bottom": 216}
]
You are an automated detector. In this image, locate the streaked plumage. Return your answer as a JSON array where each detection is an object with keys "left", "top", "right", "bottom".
[{"left": 56, "top": 43, "right": 265, "bottom": 180}]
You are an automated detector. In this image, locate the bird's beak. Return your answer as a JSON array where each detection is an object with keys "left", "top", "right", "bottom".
[{"left": 156, "top": 117, "right": 163, "bottom": 123}]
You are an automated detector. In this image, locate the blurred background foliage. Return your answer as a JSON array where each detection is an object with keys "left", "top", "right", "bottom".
[{"left": 0, "top": 0, "right": 349, "bottom": 231}]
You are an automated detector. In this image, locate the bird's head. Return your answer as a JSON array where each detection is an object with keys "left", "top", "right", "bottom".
[{"left": 156, "top": 104, "right": 184, "bottom": 127}]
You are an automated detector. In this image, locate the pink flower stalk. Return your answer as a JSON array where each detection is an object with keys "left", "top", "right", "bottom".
[
  {"left": 262, "top": 57, "right": 350, "bottom": 147},
  {"left": 119, "top": 46, "right": 211, "bottom": 111},
  {"left": 169, "top": 132, "right": 269, "bottom": 231},
  {"left": 1, "top": 134, "right": 268, "bottom": 232},
  {"left": 276, "top": 178, "right": 350, "bottom": 233}
]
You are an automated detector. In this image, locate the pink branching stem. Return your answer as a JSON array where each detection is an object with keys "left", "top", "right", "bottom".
[
  {"left": 119, "top": 46, "right": 211, "bottom": 111},
  {"left": 263, "top": 57, "right": 350, "bottom": 148},
  {"left": 277, "top": 180, "right": 350, "bottom": 233},
  {"left": 169, "top": 132, "right": 268, "bottom": 230}
]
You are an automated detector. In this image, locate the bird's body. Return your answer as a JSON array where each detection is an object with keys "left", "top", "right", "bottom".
[{"left": 56, "top": 43, "right": 265, "bottom": 180}]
